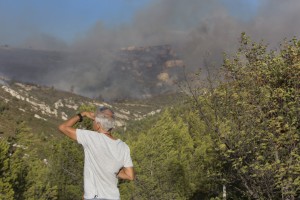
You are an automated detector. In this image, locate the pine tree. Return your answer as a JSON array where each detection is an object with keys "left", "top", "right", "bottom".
[{"left": 0, "top": 138, "right": 14, "bottom": 199}]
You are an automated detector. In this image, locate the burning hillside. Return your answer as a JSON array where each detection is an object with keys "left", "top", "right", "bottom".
[{"left": 0, "top": 44, "right": 185, "bottom": 100}]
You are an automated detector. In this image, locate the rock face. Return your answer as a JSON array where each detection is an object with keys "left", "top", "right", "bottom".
[
  {"left": 108, "top": 45, "right": 185, "bottom": 99},
  {"left": 116, "top": 45, "right": 184, "bottom": 82},
  {"left": 164, "top": 60, "right": 185, "bottom": 68}
]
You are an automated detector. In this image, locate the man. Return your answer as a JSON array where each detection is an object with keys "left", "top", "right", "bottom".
[{"left": 58, "top": 106, "right": 134, "bottom": 200}]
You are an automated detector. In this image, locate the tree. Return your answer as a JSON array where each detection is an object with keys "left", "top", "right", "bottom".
[
  {"left": 13, "top": 122, "right": 59, "bottom": 199},
  {"left": 0, "top": 137, "right": 15, "bottom": 200},
  {"left": 188, "top": 33, "right": 300, "bottom": 199}
]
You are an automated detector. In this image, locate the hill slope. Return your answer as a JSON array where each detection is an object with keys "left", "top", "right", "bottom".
[{"left": 0, "top": 78, "right": 182, "bottom": 137}]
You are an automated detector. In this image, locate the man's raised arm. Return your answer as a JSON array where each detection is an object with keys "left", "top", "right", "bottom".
[{"left": 58, "top": 111, "right": 95, "bottom": 140}]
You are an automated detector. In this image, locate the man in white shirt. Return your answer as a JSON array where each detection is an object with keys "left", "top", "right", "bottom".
[{"left": 58, "top": 107, "right": 134, "bottom": 200}]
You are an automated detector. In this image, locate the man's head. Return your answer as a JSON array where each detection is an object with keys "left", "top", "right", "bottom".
[{"left": 94, "top": 106, "right": 116, "bottom": 132}]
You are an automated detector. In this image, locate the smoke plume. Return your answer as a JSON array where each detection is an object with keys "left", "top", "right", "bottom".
[{"left": 1, "top": 0, "right": 300, "bottom": 99}]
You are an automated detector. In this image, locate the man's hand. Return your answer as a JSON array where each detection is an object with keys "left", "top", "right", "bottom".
[
  {"left": 116, "top": 167, "right": 135, "bottom": 181},
  {"left": 81, "top": 111, "right": 95, "bottom": 120}
]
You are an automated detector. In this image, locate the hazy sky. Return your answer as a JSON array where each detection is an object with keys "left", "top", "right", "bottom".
[
  {"left": 0, "top": 0, "right": 152, "bottom": 44},
  {"left": 1, "top": 0, "right": 300, "bottom": 99},
  {"left": 0, "top": 0, "right": 261, "bottom": 45}
]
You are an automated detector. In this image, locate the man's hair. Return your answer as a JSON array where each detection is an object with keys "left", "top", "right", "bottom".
[
  {"left": 95, "top": 106, "right": 116, "bottom": 132},
  {"left": 97, "top": 106, "right": 115, "bottom": 116}
]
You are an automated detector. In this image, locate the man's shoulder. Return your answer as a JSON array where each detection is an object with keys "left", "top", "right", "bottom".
[
  {"left": 77, "top": 129, "right": 97, "bottom": 134},
  {"left": 76, "top": 129, "right": 99, "bottom": 138},
  {"left": 121, "top": 141, "right": 131, "bottom": 150}
]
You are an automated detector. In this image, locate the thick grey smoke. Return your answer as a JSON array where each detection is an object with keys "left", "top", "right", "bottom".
[{"left": 1, "top": 0, "right": 300, "bottom": 99}]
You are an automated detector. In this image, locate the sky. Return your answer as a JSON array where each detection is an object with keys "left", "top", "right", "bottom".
[
  {"left": 0, "top": 0, "right": 152, "bottom": 44},
  {"left": 220, "top": 0, "right": 262, "bottom": 21},
  {"left": 0, "top": 0, "right": 261, "bottom": 45}
]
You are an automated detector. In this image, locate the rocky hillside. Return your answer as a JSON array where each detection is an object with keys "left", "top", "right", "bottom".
[
  {"left": 0, "top": 78, "right": 181, "bottom": 137},
  {"left": 114, "top": 45, "right": 184, "bottom": 92}
]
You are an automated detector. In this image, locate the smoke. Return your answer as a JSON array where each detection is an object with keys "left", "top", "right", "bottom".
[
  {"left": 1, "top": 0, "right": 300, "bottom": 99},
  {"left": 20, "top": 33, "right": 69, "bottom": 51},
  {"left": 246, "top": 0, "right": 300, "bottom": 44}
]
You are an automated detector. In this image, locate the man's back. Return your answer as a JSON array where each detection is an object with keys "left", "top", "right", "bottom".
[
  {"left": 77, "top": 129, "right": 133, "bottom": 200},
  {"left": 58, "top": 110, "right": 134, "bottom": 199}
]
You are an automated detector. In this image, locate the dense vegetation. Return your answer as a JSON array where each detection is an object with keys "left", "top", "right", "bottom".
[{"left": 0, "top": 34, "right": 299, "bottom": 199}]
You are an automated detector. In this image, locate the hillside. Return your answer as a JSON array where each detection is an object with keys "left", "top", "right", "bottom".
[
  {"left": 0, "top": 78, "right": 182, "bottom": 137},
  {"left": 0, "top": 45, "right": 185, "bottom": 100}
]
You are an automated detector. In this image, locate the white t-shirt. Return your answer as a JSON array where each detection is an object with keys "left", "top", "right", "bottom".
[{"left": 76, "top": 129, "right": 133, "bottom": 200}]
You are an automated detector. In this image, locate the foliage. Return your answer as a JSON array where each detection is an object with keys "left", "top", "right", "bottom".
[
  {"left": 0, "top": 101, "right": 9, "bottom": 114},
  {"left": 0, "top": 137, "right": 15, "bottom": 199},
  {"left": 119, "top": 108, "right": 220, "bottom": 199},
  {"left": 0, "top": 122, "right": 58, "bottom": 200},
  {"left": 48, "top": 138, "right": 83, "bottom": 200},
  {"left": 188, "top": 33, "right": 300, "bottom": 199}
]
